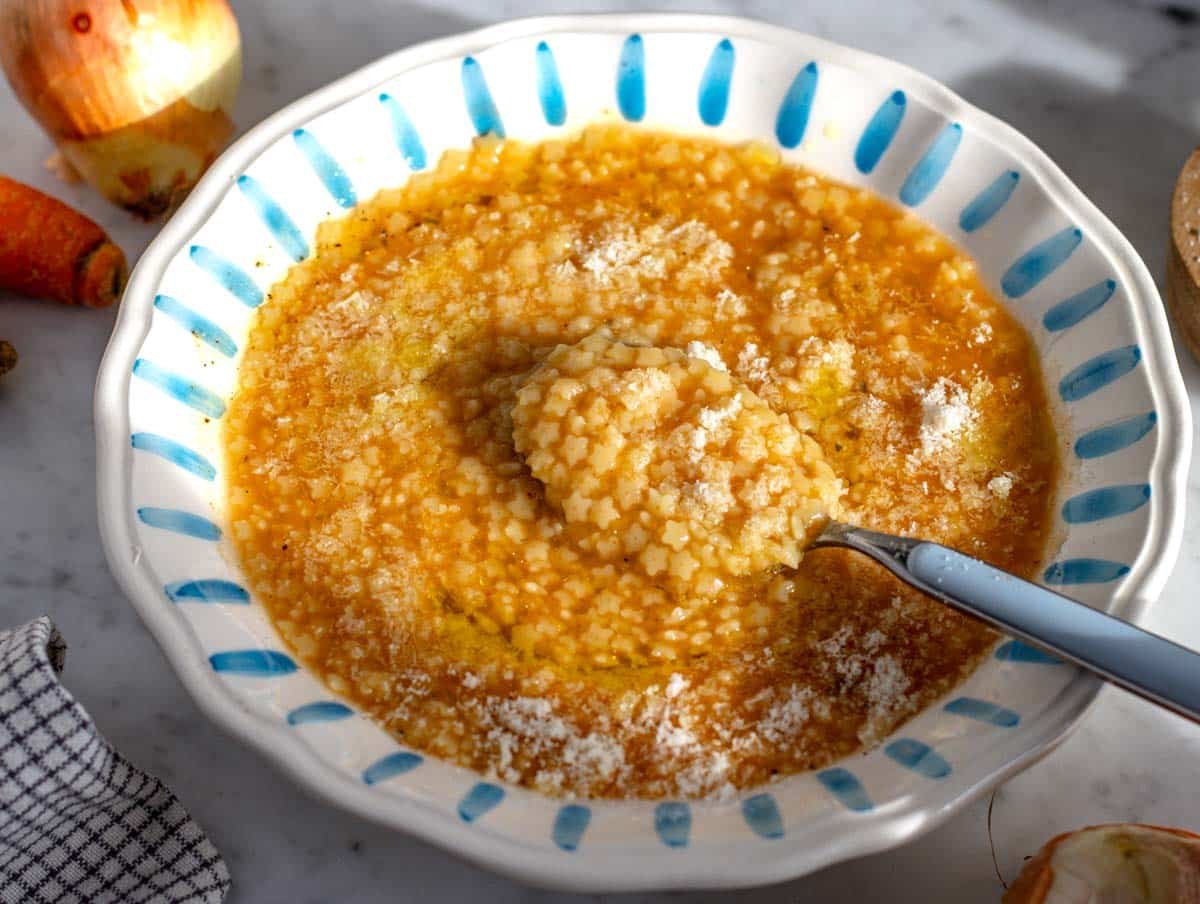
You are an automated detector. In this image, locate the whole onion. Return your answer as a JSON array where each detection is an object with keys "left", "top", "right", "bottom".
[{"left": 0, "top": 0, "right": 242, "bottom": 218}]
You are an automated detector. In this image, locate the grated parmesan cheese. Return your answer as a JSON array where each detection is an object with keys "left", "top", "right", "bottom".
[
  {"left": 636, "top": 678, "right": 736, "bottom": 800},
  {"left": 988, "top": 473, "right": 1015, "bottom": 498},
  {"left": 473, "top": 694, "right": 628, "bottom": 793},
  {"left": 815, "top": 625, "right": 913, "bottom": 746},
  {"left": 685, "top": 341, "right": 727, "bottom": 372},
  {"left": 916, "top": 378, "right": 977, "bottom": 456},
  {"left": 715, "top": 287, "right": 747, "bottom": 318},
  {"left": 696, "top": 393, "right": 742, "bottom": 432},
  {"left": 581, "top": 220, "right": 731, "bottom": 286},
  {"left": 616, "top": 367, "right": 674, "bottom": 410},
  {"left": 581, "top": 233, "right": 645, "bottom": 280},
  {"left": 860, "top": 655, "right": 912, "bottom": 745},
  {"left": 756, "top": 684, "right": 825, "bottom": 746},
  {"left": 970, "top": 322, "right": 994, "bottom": 345},
  {"left": 736, "top": 342, "right": 770, "bottom": 384}
]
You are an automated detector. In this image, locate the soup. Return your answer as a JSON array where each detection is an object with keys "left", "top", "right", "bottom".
[{"left": 224, "top": 125, "right": 1058, "bottom": 799}]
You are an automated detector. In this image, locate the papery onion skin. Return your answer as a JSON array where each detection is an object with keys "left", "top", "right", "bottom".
[
  {"left": 1005, "top": 824, "right": 1200, "bottom": 904},
  {"left": 0, "top": 0, "right": 242, "bottom": 218}
]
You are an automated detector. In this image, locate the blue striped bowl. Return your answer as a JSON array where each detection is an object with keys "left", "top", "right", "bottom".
[{"left": 94, "top": 15, "right": 1191, "bottom": 891}]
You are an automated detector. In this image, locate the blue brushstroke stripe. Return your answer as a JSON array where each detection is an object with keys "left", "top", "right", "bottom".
[
  {"left": 153, "top": 295, "right": 236, "bottom": 358},
  {"left": 165, "top": 579, "right": 249, "bottom": 604},
  {"left": 237, "top": 175, "right": 309, "bottom": 262},
  {"left": 944, "top": 697, "right": 1021, "bottom": 727},
  {"left": 1075, "top": 411, "right": 1156, "bottom": 459},
  {"left": 698, "top": 38, "right": 735, "bottom": 126},
  {"left": 130, "top": 434, "right": 216, "bottom": 481},
  {"left": 1002, "top": 227, "right": 1083, "bottom": 298},
  {"left": 378, "top": 94, "right": 427, "bottom": 170},
  {"left": 960, "top": 170, "right": 1019, "bottom": 232},
  {"left": 209, "top": 649, "right": 297, "bottom": 676},
  {"left": 461, "top": 56, "right": 505, "bottom": 137},
  {"left": 136, "top": 507, "right": 221, "bottom": 540},
  {"left": 287, "top": 701, "right": 354, "bottom": 725},
  {"left": 995, "top": 639, "right": 1062, "bottom": 664},
  {"left": 817, "top": 768, "right": 873, "bottom": 811},
  {"left": 293, "top": 128, "right": 356, "bottom": 209},
  {"left": 362, "top": 751, "right": 423, "bottom": 785},
  {"left": 654, "top": 802, "right": 691, "bottom": 847},
  {"left": 898, "top": 123, "right": 962, "bottom": 206},
  {"left": 617, "top": 34, "right": 646, "bottom": 122},
  {"left": 552, "top": 804, "right": 591, "bottom": 851},
  {"left": 885, "top": 739, "right": 952, "bottom": 778},
  {"left": 188, "top": 245, "right": 264, "bottom": 308},
  {"left": 535, "top": 41, "right": 566, "bottom": 126},
  {"left": 1043, "top": 558, "right": 1131, "bottom": 585},
  {"left": 1044, "top": 279, "right": 1116, "bottom": 332},
  {"left": 458, "top": 783, "right": 505, "bottom": 822},
  {"left": 741, "top": 793, "right": 784, "bottom": 839},
  {"left": 132, "top": 359, "right": 225, "bottom": 418},
  {"left": 855, "top": 90, "right": 906, "bottom": 174},
  {"left": 1062, "top": 484, "right": 1151, "bottom": 523},
  {"left": 1059, "top": 345, "right": 1142, "bottom": 402},
  {"left": 775, "top": 61, "right": 818, "bottom": 148}
]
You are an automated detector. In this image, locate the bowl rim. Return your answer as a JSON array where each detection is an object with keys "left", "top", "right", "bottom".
[{"left": 94, "top": 12, "right": 1192, "bottom": 892}]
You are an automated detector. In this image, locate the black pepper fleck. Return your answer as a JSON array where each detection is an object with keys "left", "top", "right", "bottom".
[{"left": 1160, "top": 3, "right": 1198, "bottom": 25}]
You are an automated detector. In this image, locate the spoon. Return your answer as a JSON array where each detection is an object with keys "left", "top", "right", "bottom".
[{"left": 811, "top": 521, "right": 1200, "bottom": 725}]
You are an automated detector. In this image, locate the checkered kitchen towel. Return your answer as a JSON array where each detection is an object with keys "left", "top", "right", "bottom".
[{"left": 0, "top": 618, "right": 229, "bottom": 903}]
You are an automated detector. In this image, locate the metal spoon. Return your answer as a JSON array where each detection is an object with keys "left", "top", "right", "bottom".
[{"left": 811, "top": 521, "right": 1200, "bottom": 724}]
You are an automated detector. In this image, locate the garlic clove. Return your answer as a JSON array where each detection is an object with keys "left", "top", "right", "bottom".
[{"left": 1005, "top": 824, "right": 1200, "bottom": 904}]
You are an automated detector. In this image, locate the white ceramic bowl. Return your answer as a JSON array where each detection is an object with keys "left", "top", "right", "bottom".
[{"left": 95, "top": 14, "right": 1191, "bottom": 891}]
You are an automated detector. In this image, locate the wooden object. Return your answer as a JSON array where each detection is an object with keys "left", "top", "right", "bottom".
[{"left": 1168, "top": 148, "right": 1200, "bottom": 365}]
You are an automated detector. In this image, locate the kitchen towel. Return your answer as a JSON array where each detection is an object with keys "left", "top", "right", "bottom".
[{"left": 0, "top": 617, "right": 229, "bottom": 903}]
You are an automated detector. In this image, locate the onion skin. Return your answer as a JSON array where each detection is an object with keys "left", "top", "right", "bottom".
[
  {"left": 0, "top": 0, "right": 241, "bottom": 218},
  {"left": 1005, "top": 824, "right": 1200, "bottom": 904},
  {"left": 0, "top": 340, "right": 16, "bottom": 376}
]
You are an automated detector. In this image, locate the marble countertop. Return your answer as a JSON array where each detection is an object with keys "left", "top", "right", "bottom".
[{"left": 3, "top": 0, "right": 1200, "bottom": 900}]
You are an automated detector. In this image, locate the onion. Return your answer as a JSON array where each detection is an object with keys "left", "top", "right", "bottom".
[
  {"left": 1005, "top": 824, "right": 1200, "bottom": 903},
  {"left": 0, "top": 0, "right": 241, "bottom": 218}
]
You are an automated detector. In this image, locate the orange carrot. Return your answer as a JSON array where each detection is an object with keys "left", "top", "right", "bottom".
[{"left": 0, "top": 175, "right": 127, "bottom": 307}]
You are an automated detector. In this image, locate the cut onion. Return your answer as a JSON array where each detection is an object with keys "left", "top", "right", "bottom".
[{"left": 1005, "top": 824, "right": 1200, "bottom": 903}]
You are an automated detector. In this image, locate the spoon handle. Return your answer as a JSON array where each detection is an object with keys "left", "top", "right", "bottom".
[{"left": 812, "top": 523, "right": 1200, "bottom": 725}]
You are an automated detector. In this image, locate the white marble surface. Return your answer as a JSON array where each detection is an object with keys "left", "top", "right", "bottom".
[{"left": 2, "top": 0, "right": 1200, "bottom": 900}]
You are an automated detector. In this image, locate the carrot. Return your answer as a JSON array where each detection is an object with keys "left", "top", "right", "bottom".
[
  {"left": 0, "top": 175, "right": 127, "bottom": 307},
  {"left": 0, "top": 339, "right": 15, "bottom": 376}
]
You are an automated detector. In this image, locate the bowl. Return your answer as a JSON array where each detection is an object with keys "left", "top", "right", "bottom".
[{"left": 94, "top": 13, "right": 1191, "bottom": 891}]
